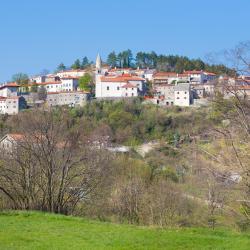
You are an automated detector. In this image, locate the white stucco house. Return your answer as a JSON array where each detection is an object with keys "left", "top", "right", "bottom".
[
  {"left": 56, "top": 69, "right": 86, "bottom": 78},
  {"left": 0, "top": 133, "right": 24, "bottom": 151},
  {"left": 174, "top": 83, "right": 191, "bottom": 107},
  {"left": 95, "top": 74, "right": 145, "bottom": 98},
  {"left": 0, "top": 83, "right": 19, "bottom": 97},
  {"left": 0, "top": 96, "right": 26, "bottom": 115},
  {"left": 30, "top": 75, "right": 46, "bottom": 83},
  {"left": 38, "top": 77, "right": 79, "bottom": 93}
]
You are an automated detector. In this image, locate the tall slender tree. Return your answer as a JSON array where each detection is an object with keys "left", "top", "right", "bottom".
[
  {"left": 107, "top": 51, "right": 117, "bottom": 67},
  {"left": 71, "top": 59, "right": 81, "bottom": 70}
]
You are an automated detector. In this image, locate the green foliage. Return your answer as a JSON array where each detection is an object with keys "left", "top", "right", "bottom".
[
  {"left": 162, "top": 166, "right": 179, "bottom": 182},
  {"left": 81, "top": 56, "right": 90, "bottom": 69},
  {"left": 70, "top": 100, "right": 211, "bottom": 145},
  {"left": 117, "top": 49, "right": 133, "bottom": 68},
  {"left": 107, "top": 51, "right": 117, "bottom": 67},
  {"left": 107, "top": 50, "right": 235, "bottom": 75},
  {"left": 79, "top": 73, "right": 93, "bottom": 91},
  {"left": 56, "top": 63, "right": 66, "bottom": 72},
  {"left": 71, "top": 59, "right": 81, "bottom": 70}
]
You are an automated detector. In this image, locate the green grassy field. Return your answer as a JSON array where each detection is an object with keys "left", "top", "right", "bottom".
[{"left": 0, "top": 211, "right": 249, "bottom": 250}]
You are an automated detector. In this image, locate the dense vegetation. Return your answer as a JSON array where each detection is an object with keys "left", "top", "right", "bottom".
[
  {"left": 0, "top": 211, "right": 249, "bottom": 250},
  {"left": 52, "top": 50, "right": 235, "bottom": 76},
  {"left": 69, "top": 99, "right": 212, "bottom": 146},
  {"left": 0, "top": 96, "right": 249, "bottom": 232},
  {"left": 106, "top": 50, "right": 235, "bottom": 75}
]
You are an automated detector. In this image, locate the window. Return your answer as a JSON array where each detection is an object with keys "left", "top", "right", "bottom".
[
  {"left": 185, "top": 91, "right": 187, "bottom": 94},
  {"left": 107, "top": 86, "right": 109, "bottom": 90},
  {"left": 117, "top": 87, "right": 120, "bottom": 90},
  {"left": 177, "top": 91, "right": 179, "bottom": 94},
  {"left": 184, "top": 97, "right": 186, "bottom": 99},
  {"left": 132, "top": 93, "right": 134, "bottom": 96},
  {"left": 177, "top": 97, "right": 179, "bottom": 99},
  {"left": 125, "top": 93, "right": 128, "bottom": 96}
]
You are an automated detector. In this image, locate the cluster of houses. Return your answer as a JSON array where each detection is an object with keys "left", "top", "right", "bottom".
[
  {"left": 95, "top": 54, "right": 250, "bottom": 107},
  {"left": 0, "top": 54, "right": 250, "bottom": 115},
  {"left": 0, "top": 69, "right": 91, "bottom": 115}
]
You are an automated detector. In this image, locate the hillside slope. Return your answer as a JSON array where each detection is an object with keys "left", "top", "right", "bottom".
[{"left": 0, "top": 211, "right": 249, "bottom": 250}]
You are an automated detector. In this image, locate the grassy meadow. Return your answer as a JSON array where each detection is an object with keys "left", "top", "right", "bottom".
[{"left": 0, "top": 211, "right": 249, "bottom": 250}]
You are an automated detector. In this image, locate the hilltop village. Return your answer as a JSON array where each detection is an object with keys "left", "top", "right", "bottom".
[{"left": 0, "top": 54, "right": 250, "bottom": 115}]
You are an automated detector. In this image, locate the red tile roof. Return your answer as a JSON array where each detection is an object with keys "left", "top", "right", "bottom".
[
  {"left": 0, "top": 96, "right": 20, "bottom": 100},
  {"left": 3, "top": 133, "right": 25, "bottom": 141},
  {"left": 0, "top": 82, "right": 20, "bottom": 89},
  {"left": 60, "top": 77, "right": 79, "bottom": 80},
  {"left": 121, "top": 83, "right": 137, "bottom": 88},
  {"left": 153, "top": 72, "right": 177, "bottom": 77},
  {"left": 184, "top": 70, "right": 203, "bottom": 74},
  {"left": 39, "top": 81, "right": 62, "bottom": 85},
  {"left": 100, "top": 75, "right": 144, "bottom": 83},
  {"left": 204, "top": 72, "right": 217, "bottom": 76}
]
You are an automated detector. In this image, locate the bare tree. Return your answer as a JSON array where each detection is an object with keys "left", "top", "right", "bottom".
[
  {"left": 0, "top": 109, "right": 112, "bottom": 214},
  {"left": 201, "top": 42, "right": 250, "bottom": 222}
]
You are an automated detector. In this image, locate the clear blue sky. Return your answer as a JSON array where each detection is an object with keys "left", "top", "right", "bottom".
[{"left": 0, "top": 0, "right": 249, "bottom": 82}]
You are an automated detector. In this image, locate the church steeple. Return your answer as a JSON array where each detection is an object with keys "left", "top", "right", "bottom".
[{"left": 96, "top": 53, "right": 102, "bottom": 74}]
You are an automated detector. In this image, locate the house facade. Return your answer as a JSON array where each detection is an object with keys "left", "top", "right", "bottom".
[
  {"left": 39, "top": 78, "right": 79, "bottom": 93},
  {"left": 0, "top": 96, "right": 26, "bottom": 115},
  {"left": 56, "top": 69, "right": 86, "bottom": 78},
  {"left": 95, "top": 74, "right": 145, "bottom": 98},
  {"left": 0, "top": 83, "right": 19, "bottom": 97},
  {"left": 0, "top": 133, "right": 24, "bottom": 151},
  {"left": 174, "top": 83, "right": 191, "bottom": 106},
  {"left": 47, "top": 91, "right": 89, "bottom": 107}
]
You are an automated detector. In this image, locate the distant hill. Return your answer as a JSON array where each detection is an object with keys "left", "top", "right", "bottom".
[{"left": 0, "top": 211, "right": 249, "bottom": 250}]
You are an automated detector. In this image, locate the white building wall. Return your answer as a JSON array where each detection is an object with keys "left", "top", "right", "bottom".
[
  {"left": 57, "top": 71, "right": 85, "bottom": 78},
  {"left": 0, "top": 98, "right": 19, "bottom": 115},
  {"left": 45, "top": 83, "right": 62, "bottom": 92},
  {"left": 174, "top": 90, "right": 190, "bottom": 107},
  {"left": 121, "top": 87, "right": 138, "bottom": 97},
  {"left": 0, "top": 87, "right": 18, "bottom": 97}
]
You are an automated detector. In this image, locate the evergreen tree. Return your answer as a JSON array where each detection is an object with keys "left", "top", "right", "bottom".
[
  {"left": 71, "top": 59, "right": 81, "bottom": 70},
  {"left": 107, "top": 51, "right": 117, "bottom": 67},
  {"left": 56, "top": 63, "right": 66, "bottom": 72},
  {"left": 81, "top": 57, "right": 89, "bottom": 69}
]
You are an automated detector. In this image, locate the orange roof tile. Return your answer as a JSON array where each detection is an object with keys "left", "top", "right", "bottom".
[
  {"left": 8, "top": 133, "right": 25, "bottom": 141},
  {"left": 39, "top": 81, "right": 62, "bottom": 85},
  {"left": 60, "top": 77, "right": 79, "bottom": 80},
  {"left": 121, "top": 83, "right": 137, "bottom": 88},
  {"left": 0, "top": 82, "right": 20, "bottom": 89},
  {"left": 184, "top": 70, "right": 206, "bottom": 75},
  {"left": 153, "top": 72, "right": 177, "bottom": 77},
  {"left": 100, "top": 75, "right": 144, "bottom": 83}
]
